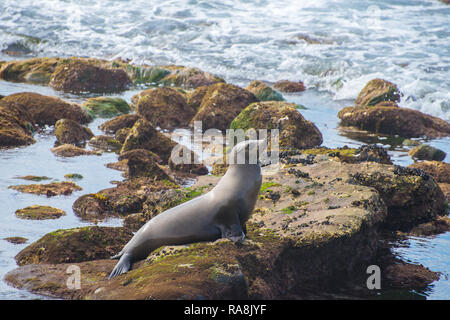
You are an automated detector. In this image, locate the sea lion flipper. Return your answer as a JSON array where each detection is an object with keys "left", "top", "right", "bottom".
[
  {"left": 109, "top": 253, "right": 132, "bottom": 279},
  {"left": 219, "top": 223, "right": 245, "bottom": 243}
]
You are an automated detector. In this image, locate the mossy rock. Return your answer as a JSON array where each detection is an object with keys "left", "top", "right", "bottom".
[
  {"left": 230, "top": 101, "right": 323, "bottom": 149},
  {"left": 0, "top": 57, "right": 59, "bottom": 84},
  {"left": 355, "top": 79, "right": 401, "bottom": 107},
  {"left": 15, "top": 205, "right": 65, "bottom": 220},
  {"left": 132, "top": 87, "right": 195, "bottom": 130},
  {"left": 15, "top": 175, "right": 51, "bottom": 182},
  {"left": 0, "top": 98, "right": 36, "bottom": 148},
  {"left": 273, "top": 80, "right": 306, "bottom": 93},
  {"left": 186, "top": 85, "right": 209, "bottom": 111},
  {"left": 98, "top": 114, "right": 141, "bottom": 134},
  {"left": 14, "top": 227, "right": 133, "bottom": 266},
  {"left": 88, "top": 135, "right": 122, "bottom": 152},
  {"left": 158, "top": 66, "right": 224, "bottom": 89},
  {"left": 121, "top": 119, "right": 176, "bottom": 163},
  {"left": 1, "top": 92, "right": 91, "bottom": 126},
  {"left": 409, "top": 161, "right": 450, "bottom": 183},
  {"left": 338, "top": 105, "right": 450, "bottom": 139},
  {"left": 190, "top": 82, "right": 258, "bottom": 132},
  {"left": 54, "top": 119, "right": 94, "bottom": 146},
  {"left": 82, "top": 97, "right": 131, "bottom": 119},
  {"left": 4, "top": 237, "right": 28, "bottom": 244},
  {"left": 408, "top": 144, "right": 446, "bottom": 161},
  {"left": 49, "top": 58, "right": 131, "bottom": 93},
  {"left": 51, "top": 144, "right": 100, "bottom": 157},
  {"left": 64, "top": 173, "right": 83, "bottom": 180},
  {"left": 168, "top": 145, "right": 209, "bottom": 175},
  {"left": 8, "top": 181, "right": 82, "bottom": 196},
  {"left": 124, "top": 65, "right": 171, "bottom": 84},
  {"left": 245, "top": 80, "right": 284, "bottom": 102}
]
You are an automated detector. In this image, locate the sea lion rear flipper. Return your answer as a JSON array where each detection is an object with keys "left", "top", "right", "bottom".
[{"left": 108, "top": 253, "right": 132, "bottom": 279}]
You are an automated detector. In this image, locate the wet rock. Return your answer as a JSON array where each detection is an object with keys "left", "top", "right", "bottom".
[
  {"left": 51, "top": 144, "right": 100, "bottom": 157},
  {"left": 398, "top": 216, "right": 450, "bottom": 237},
  {"left": 115, "top": 128, "right": 132, "bottom": 144},
  {"left": 49, "top": 58, "right": 132, "bottom": 93},
  {"left": 273, "top": 80, "right": 306, "bottom": 93},
  {"left": 384, "top": 260, "right": 440, "bottom": 290},
  {"left": 0, "top": 57, "right": 59, "bottom": 84},
  {"left": 159, "top": 66, "right": 224, "bottom": 89},
  {"left": 98, "top": 114, "right": 142, "bottom": 134},
  {"left": 54, "top": 119, "right": 94, "bottom": 146},
  {"left": 338, "top": 104, "right": 450, "bottom": 139},
  {"left": 245, "top": 80, "right": 284, "bottom": 101},
  {"left": 190, "top": 83, "right": 258, "bottom": 132},
  {"left": 64, "top": 173, "right": 83, "bottom": 180},
  {"left": 132, "top": 87, "right": 195, "bottom": 130},
  {"left": 121, "top": 149, "right": 172, "bottom": 180},
  {"left": 402, "top": 139, "right": 420, "bottom": 147},
  {"left": 408, "top": 144, "right": 446, "bottom": 161},
  {"left": 8, "top": 181, "right": 82, "bottom": 197},
  {"left": 88, "top": 135, "right": 122, "bottom": 152},
  {"left": 15, "top": 205, "right": 65, "bottom": 220},
  {"left": 15, "top": 175, "right": 51, "bottom": 182},
  {"left": 409, "top": 161, "right": 450, "bottom": 183},
  {"left": 81, "top": 97, "right": 131, "bottom": 118},
  {"left": 73, "top": 178, "right": 178, "bottom": 221},
  {"left": 14, "top": 227, "right": 133, "bottom": 266},
  {"left": 121, "top": 119, "right": 176, "bottom": 163},
  {"left": 186, "top": 85, "right": 209, "bottom": 111},
  {"left": 230, "top": 101, "right": 323, "bottom": 149},
  {"left": 354, "top": 78, "right": 401, "bottom": 107},
  {"left": 1, "top": 92, "right": 91, "bottom": 126},
  {"left": 4, "top": 237, "right": 28, "bottom": 244},
  {"left": 168, "top": 145, "right": 209, "bottom": 175}
]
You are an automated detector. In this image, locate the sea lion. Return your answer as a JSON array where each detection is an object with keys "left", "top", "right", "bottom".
[{"left": 108, "top": 140, "right": 265, "bottom": 278}]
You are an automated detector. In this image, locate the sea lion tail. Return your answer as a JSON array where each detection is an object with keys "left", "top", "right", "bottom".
[{"left": 108, "top": 253, "right": 131, "bottom": 279}]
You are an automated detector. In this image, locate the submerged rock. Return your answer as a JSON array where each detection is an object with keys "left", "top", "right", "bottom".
[
  {"left": 88, "top": 135, "right": 122, "bottom": 152},
  {"left": 230, "top": 101, "right": 323, "bottom": 149},
  {"left": 121, "top": 119, "right": 176, "bottom": 163},
  {"left": 64, "top": 173, "right": 83, "bottom": 180},
  {"left": 51, "top": 144, "right": 100, "bottom": 157},
  {"left": 355, "top": 78, "right": 401, "bottom": 107},
  {"left": 14, "top": 227, "right": 133, "bottom": 266},
  {"left": 54, "top": 119, "right": 94, "bottom": 146},
  {"left": 81, "top": 97, "right": 131, "bottom": 118},
  {"left": 190, "top": 83, "right": 258, "bottom": 132},
  {"left": 245, "top": 80, "right": 284, "bottom": 101},
  {"left": 132, "top": 87, "right": 195, "bottom": 130},
  {"left": 98, "top": 114, "right": 142, "bottom": 134},
  {"left": 8, "top": 181, "right": 82, "bottom": 197},
  {"left": 273, "top": 80, "right": 306, "bottom": 93},
  {"left": 15, "top": 205, "right": 65, "bottom": 220},
  {"left": 49, "top": 58, "right": 131, "bottom": 93},
  {"left": 4, "top": 237, "right": 28, "bottom": 244},
  {"left": 408, "top": 144, "right": 446, "bottom": 161}
]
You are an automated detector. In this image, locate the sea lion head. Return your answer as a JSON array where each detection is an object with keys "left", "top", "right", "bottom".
[{"left": 228, "top": 139, "right": 266, "bottom": 165}]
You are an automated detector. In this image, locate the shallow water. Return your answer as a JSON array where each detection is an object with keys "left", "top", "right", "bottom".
[{"left": 0, "top": 0, "right": 449, "bottom": 299}]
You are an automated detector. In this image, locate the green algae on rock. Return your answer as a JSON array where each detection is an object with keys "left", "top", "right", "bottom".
[
  {"left": 0, "top": 57, "right": 59, "bottom": 84},
  {"left": 132, "top": 87, "right": 195, "bottom": 130},
  {"left": 14, "top": 227, "right": 133, "bottom": 266},
  {"left": 158, "top": 65, "right": 224, "bottom": 89},
  {"left": 245, "top": 80, "right": 284, "bottom": 101},
  {"left": 230, "top": 101, "right": 323, "bottom": 149},
  {"left": 408, "top": 144, "right": 446, "bottom": 161},
  {"left": 51, "top": 144, "right": 101, "bottom": 157},
  {"left": 15, "top": 175, "right": 51, "bottom": 182},
  {"left": 15, "top": 205, "right": 65, "bottom": 220},
  {"left": 121, "top": 118, "right": 176, "bottom": 163},
  {"left": 81, "top": 97, "right": 131, "bottom": 119},
  {"left": 190, "top": 82, "right": 258, "bottom": 132},
  {"left": 354, "top": 78, "right": 401, "bottom": 107},
  {"left": 88, "top": 135, "right": 122, "bottom": 153},
  {"left": 64, "top": 173, "right": 83, "bottom": 180},
  {"left": 8, "top": 181, "right": 82, "bottom": 197},
  {"left": 54, "top": 119, "right": 94, "bottom": 146}
]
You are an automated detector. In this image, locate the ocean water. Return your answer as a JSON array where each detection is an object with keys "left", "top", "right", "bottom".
[{"left": 0, "top": 0, "right": 449, "bottom": 299}]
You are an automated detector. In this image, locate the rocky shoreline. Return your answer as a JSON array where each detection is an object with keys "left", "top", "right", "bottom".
[{"left": 1, "top": 57, "right": 449, "bottom": 299}]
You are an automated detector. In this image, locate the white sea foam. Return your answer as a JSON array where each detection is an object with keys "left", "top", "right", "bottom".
[{"left": 0, "top": 0, "right": 449, "bottom": 119}]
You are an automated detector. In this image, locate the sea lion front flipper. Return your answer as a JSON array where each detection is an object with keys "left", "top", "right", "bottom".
[{"left": 219, "top": 223, "right": 245, "bottom": 243}]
